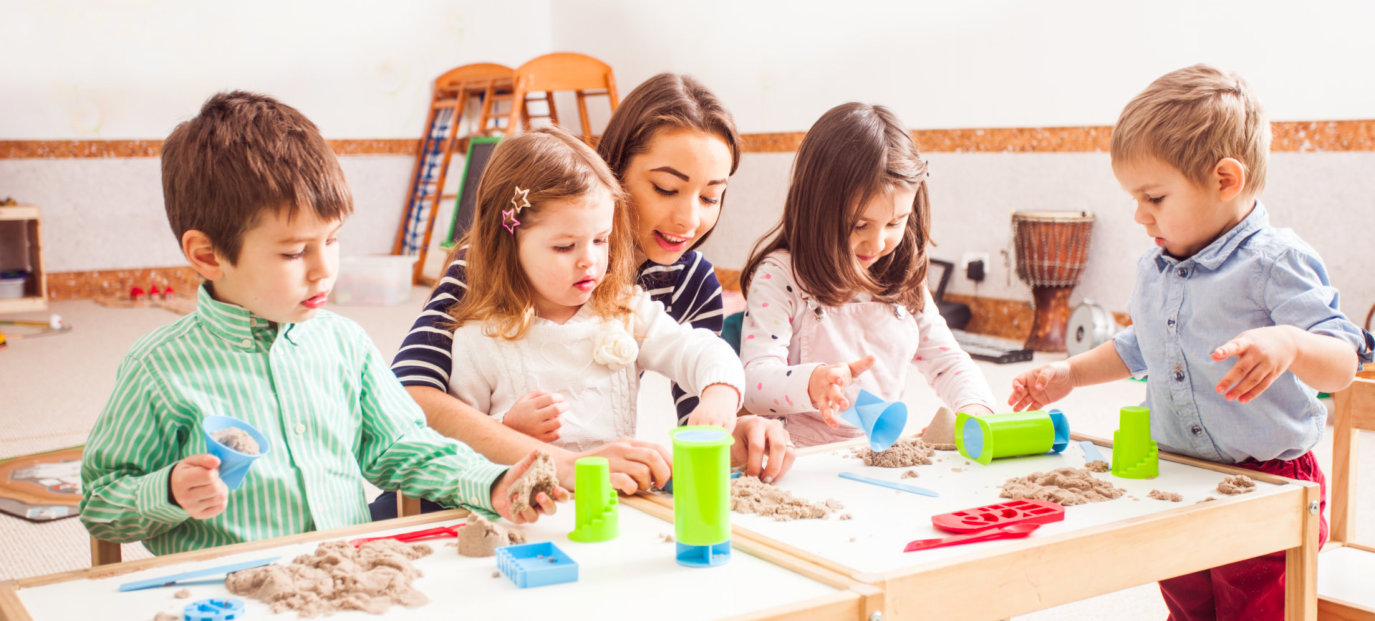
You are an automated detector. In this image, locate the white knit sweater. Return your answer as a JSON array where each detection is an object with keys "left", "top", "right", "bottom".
[{"left": 448, "top": 288, "right": 745, "bottom": 452}]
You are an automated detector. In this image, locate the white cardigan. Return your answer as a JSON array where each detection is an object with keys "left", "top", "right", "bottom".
[{"left": 448, "top": 287, "right": 745, "bottom": 452}]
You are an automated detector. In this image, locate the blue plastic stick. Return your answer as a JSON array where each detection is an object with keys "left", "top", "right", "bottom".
[
  {"left": 838, "top": 472, "right": 938, "bottom": 498},
  {"left": 118, "top": 556, "right": 280, "bottom": 592},
  {"left": 1079, "top": 440, "right": 1106, "bottom": 463}
]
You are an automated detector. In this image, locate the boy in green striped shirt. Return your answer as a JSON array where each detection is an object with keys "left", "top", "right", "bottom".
[{"left": 80, "top": 91, "right": 566, "bottom": 556}]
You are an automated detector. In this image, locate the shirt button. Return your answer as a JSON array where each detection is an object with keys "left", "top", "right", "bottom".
[
  {"left": 1191, "top": 425, "right": 1203, "bottom": 435},
  {"left": 1176, "top": 268, "right": 1188, "bottom": 278},
  {"left": 469, "top": 496, "right": 480, "bottom": 505},
  {"left": 294, "top": 424, "right": 306, "bottom": 435},
  {"left": 1167, "top": 319, "right": 1176, "bottom": 327},
  {"left": 1174, "top": 370, "right": 1185, "bottom": 382}
]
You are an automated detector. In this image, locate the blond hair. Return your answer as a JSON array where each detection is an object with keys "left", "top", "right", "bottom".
[
  {"left": 741, "top": 102, "right": 931, "bottom": 313},
  {"left": 447, "top": 127, "right": 635, "bottom": 340},
  {"left": 1111, "top": 64, "right": 1270, "bottom": 195}
]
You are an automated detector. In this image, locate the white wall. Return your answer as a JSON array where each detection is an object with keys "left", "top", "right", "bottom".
[
  {"left": 2, "top": 0, "right": 553, "bottom": 139},
  {"left": 2, "top": 1, "right": 1373, "bottom": 320},
  {"left": 1, "top": 0, "right": 553, "bottom": 269},
  {"left": 551, "top": 0, "right": 1375, "bottom": 318},
  {"left": 552, "top": 0, "right": 1375, "bottom": 130}
]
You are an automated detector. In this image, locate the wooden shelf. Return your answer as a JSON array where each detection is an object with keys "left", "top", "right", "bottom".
[{"left": 0, "top": 205, "right": 47, "bottom": 314}]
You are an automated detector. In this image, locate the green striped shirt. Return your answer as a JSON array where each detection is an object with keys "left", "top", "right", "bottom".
[{"left": 80, "top": 283, "right": 507, "bottom": 555}]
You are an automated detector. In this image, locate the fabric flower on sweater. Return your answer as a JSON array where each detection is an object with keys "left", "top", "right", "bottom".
[{"left": 592, "top": 319, "right": 638, "bottom": 369}]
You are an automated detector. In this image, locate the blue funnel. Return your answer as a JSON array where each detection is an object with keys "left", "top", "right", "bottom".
[
  {"left": 840, "top": 389, "right": 908, "bottom": 452},
  {"left": 202, "top": 416, "right": 270, "bottom": 490}
]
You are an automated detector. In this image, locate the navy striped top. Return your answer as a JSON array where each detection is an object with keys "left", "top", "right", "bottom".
[{"left": 392, "top": 249, "right": 725, "bottom": 422}]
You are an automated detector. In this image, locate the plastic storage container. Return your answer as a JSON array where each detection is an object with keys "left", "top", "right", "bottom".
[
  {"left": 332, "top": 255, "right": 415, "bottom": 306},
  {"left": 0, "top": 274, "right": 26, "bottom": 299}
]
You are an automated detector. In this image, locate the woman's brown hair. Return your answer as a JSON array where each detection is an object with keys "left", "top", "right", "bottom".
[
  {"left": 447, "top": 127, "right": 635, "bottom": 339},
  {"left": 596, "top": 73, "right": 741, "bottom": 251},
  {"left": 740, "top": 102, "right": 931, "bottom": 313}
]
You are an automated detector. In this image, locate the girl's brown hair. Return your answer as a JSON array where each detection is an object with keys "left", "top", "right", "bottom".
[
  {"left": 740, "top": 103, "right": 931, "bottom": 313},
  {"left": 448, "top": 127, "right": 635, "bottom": 339},
  {"left": 596, "top": 73, "right": 741, "bottom": 251}
]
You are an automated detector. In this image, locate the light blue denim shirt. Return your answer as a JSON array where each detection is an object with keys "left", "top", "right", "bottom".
[{"left": 1113, "top": 202, "right": 1374, "bottom": 464}]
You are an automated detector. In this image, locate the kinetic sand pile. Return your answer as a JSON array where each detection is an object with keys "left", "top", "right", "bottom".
[
  {"left": 225, "top": 539, "right": 432, "bottom": 616},
  {"left": 851, "top": 438, "right": 935, "bottom": 468},
  {"left": 1217, "top": 474, "right": 1256, "bottom": 495},
  {"left": 212, "top": 428, "right": 260, "bottom": 455},
  {"left": 731, "top": 475, "right": 847, "bottom": 521},
  {"left": 456, "top": 514, "right": 525, "bottom": 557},
  {"left": 999, "top": 467, "right": 1125, "bottom": 506},
  {"left": 507, "top": 452, "right": 558, "bottom": 514},
  {"left": 1084, "top": 460, "right": 1110, "bottom": 473}
]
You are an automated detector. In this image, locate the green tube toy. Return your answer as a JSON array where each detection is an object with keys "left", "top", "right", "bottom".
[
  {"left": 671, "top": 426, "right": 734, "bottom": 567},
  {"left": 955, "top": 409, "right": 1071, "bottom": 465}
]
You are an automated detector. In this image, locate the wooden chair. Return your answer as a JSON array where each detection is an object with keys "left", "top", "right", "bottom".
[
  {"left": 505, "top": 52, "right": 619, "bottom": 144},
  {"left": 91, "top": 535, "right": 122, "bottom": 566},
  {"left": 1321, "top": 368, "right": 1375, "bottom": 619}
]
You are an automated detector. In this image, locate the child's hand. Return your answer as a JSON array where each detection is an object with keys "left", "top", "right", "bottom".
[
  {"left": 170, "top": 453, "right": 227, "bottom": 520},
  {"left": 576, "top": 439, "right": 672, "bottom": 494},
  {"left": 492, "top": 451, "right": 571, "bottom": 524},
  {"left": 731, "top": 416, "right": 795, "bottom": 484},
  {"left": 685, "top": 384, "right": 740, "bottom": 432},
  {"left": 501, "top": 390, "right": 565, "bottom": 442},
  {"left": 1211, "top": 326, "right": 1298, "bottom": 403},
  {"left": 808, "top": 356, "right": 876, "bottom": 427},
  {"left": 1008, "top": 362, "right": 1073, "bottom": 411}
]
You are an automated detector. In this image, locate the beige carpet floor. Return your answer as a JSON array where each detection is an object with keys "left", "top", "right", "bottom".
[{"left": 1, "top": 290, "right": 1369, "bottom": 621}]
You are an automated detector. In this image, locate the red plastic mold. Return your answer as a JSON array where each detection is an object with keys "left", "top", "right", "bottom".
[{"left": 930, "top": 499, "right": 1065, "bottom": 533}]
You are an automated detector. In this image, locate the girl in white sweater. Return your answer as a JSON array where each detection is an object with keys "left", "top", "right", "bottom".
[{"left": 445, "top": 128, "right": 743, "bottom": 452}]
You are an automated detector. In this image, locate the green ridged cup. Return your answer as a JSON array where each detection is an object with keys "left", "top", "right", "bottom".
[
  {"left": 1111, "top": 406, "right": 1159, "bottom": 478},
  {"left": 568, "top": 456, "right": 618, "bottom": 542}
]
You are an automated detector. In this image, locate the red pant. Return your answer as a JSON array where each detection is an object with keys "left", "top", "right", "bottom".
[{"left": 1159, "top": 451, "right": 1327, "bottom": 621}]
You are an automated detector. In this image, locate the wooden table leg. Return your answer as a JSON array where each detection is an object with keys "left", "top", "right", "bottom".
[{"left": 1284, "top": 482, "right": 1319, "bottom": 620}]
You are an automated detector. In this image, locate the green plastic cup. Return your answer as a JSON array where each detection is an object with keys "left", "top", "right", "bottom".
[
  {"left": 568, "top": 456, "right": 618, "bottom": 542},
  {"left": 671, "top": 426, "right": 734, "bottom": 567},
  {"left": 955, "top": 409, "right": 1070, "bottom": 465},
  {"left": 1111, "top": 406, "right": 1158, "bottom": 478}
]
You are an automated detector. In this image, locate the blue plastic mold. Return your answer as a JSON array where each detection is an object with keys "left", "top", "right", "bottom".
[
  {"left": 183, "top": 597, "right": 244, "bottom": 621},
  {"left": 1048, "top": 408, "right": 1071, "bottom": 453},
  {"left": 496, "top": 541, "right": 578, "bottom": 588},
  {"left": 675, "top": 540, "right": 732, "bottom": 567}
]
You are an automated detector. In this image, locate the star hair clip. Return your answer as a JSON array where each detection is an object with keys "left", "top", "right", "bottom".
[{"left": 502, "top": 186, "right": 530, "bottom": 234}]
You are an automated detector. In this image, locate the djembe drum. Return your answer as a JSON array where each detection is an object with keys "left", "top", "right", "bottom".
[{"left": 1013, "top": 211, "right": 1095, "bottom": 352}]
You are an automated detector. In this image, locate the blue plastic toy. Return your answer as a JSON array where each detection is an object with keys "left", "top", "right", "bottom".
[
  {"left": 202, "top": 416, "right": 271, "bottom": 490},
  {"left": 496, "top": 541, "right": 578, "bottom": 588},
  {"left": 840, "top": 389, "right": 908, "bottom": 452},
  {"left": 183, "top": 597, "right": 245, "bottom": 621}
]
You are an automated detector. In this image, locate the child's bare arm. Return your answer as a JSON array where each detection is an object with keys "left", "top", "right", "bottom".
[
  {"left": 685, "top": 383, "right": 740, "bottom": 431},
  {"left": 1212, "top": 325, "right": 1358, "bottom": 401},
  {"left": 408, "top": 385, "right": 670, "bottom": 495},
  {"left": 1008, "top": 341, "right": 1130, "bottom": 411}
]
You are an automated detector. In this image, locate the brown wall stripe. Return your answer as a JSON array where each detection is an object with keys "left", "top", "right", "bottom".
[{"left": 5, "top": 120, "right": 1374, "bottom": 159}]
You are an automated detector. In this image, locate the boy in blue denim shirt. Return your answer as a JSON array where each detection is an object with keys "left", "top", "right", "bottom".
[{"left": 1008, "top": 64, "right": 1374, "bottom": 621}]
